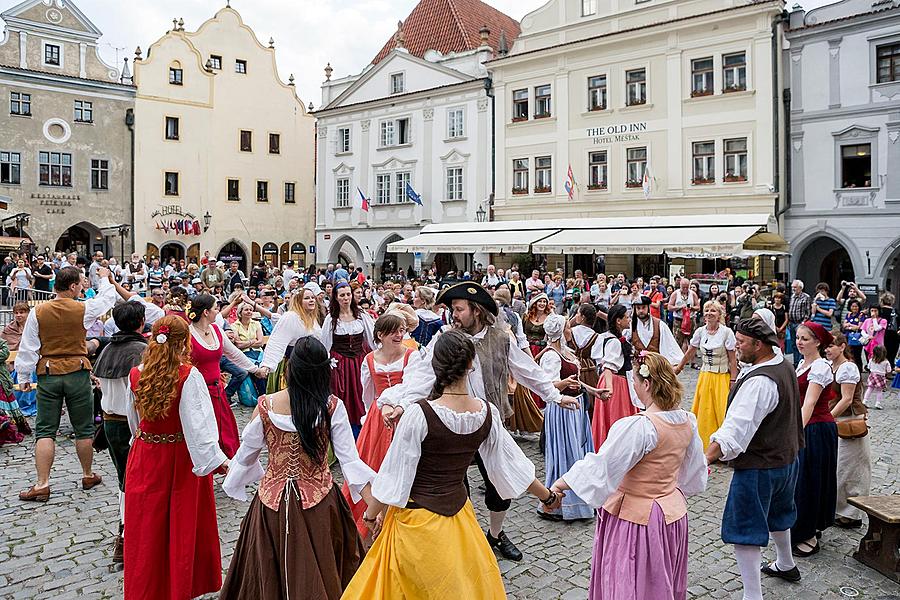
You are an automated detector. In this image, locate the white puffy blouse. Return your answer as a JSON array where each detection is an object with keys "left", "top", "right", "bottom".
[{"left": 371, "top": 399, "right": 536, "bottom": 507}]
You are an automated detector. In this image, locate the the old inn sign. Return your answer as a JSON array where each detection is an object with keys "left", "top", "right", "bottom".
[{"left": 586, "top": 121, "right": 648, "bottom": 144}]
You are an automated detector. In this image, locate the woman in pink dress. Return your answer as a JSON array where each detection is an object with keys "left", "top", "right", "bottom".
[
  {"left": 187, "top": 294, "right": 260, "bottom": 457},
  {"left": 860, "top": 305, "right": 888, "bottom": 361},
  {"left": 550, "top": 352, "right": 707, "bottom": 600},
  {"left": 321, "top": 282, "right": 375, "bottom": 437}
]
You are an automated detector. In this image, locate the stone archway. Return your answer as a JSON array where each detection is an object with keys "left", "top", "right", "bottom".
[
  {"left": 217, "top": 239, "right": 249, "bottom": 273},
  {"left": 377, "top": 233, "right": 406, "bottom": 279},
  {"left": 55, "top": 221, "right": 103, "bottom": 257},
  {"left": 795, "top": 235, "right": 854, "bottom": 294},
  {"left": 327, "top": 235, "right": 363, "bottom": 266}
]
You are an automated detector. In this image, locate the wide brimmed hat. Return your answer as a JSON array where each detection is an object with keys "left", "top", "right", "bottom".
[
  {"left": 636, "top": 295, "right": 653, "bottom": 306},
  {"left": 436, "top": 282, "right": 498, "bottom": 316},
  {"left": 736, "top": 317, "right": 779, "bottom": 347}
]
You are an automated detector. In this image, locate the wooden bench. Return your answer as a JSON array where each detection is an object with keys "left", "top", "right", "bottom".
[{"left": 847, "top": 495, "right": 900, "bottom": 583}]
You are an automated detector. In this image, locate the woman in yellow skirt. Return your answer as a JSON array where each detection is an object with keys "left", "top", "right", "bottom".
[
  {"left": 674, "top": 301, "right": 737, "bottom": 449},
  {"left": 342, "top": 330, "right": 563, "bottom": 599}
]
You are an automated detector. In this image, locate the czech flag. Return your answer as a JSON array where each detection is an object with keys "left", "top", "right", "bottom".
[{"left": 358, "top": 187, "right": 370, "bottom": 212}]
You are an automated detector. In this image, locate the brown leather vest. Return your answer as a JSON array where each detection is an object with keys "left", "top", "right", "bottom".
[
  {"left": 603, "top": 413, "right": 692, "bottom": 525},
  {"left": 573, "top": 331, "right": 600, "bottom": 388},
  {"left": 257, "top": 395, "right": 336, "bottom": 511},
  {"left": 407, "top": 399, "right": 492, "bottom": 516},
  {"left": 726, "top": 359, "right": 804, "bottom": 470},
  {"left": 35, "top": 298, "right": 90, "bottom": 375},
  {"left": 631, "top": 317, "right": 661, "bottom": 354},
  {"left": 828, "top": 365, "right": 867, "bottom": 418}
]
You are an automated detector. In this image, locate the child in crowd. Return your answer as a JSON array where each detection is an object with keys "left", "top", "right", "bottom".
[{"left": 864, "top": 345, "right": 891, "bottom": 410}]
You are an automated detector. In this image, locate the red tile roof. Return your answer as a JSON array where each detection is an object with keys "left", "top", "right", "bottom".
[{"left": 371, "top": 0, "right": 520, "bottom": 65}]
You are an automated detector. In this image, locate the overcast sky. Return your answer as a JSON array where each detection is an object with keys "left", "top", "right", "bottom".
[{"left": 6, "top": 0, "right": 836, "bottom": 106}]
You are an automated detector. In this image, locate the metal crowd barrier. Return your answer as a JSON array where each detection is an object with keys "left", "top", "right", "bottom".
[{"left": 0, "top": 286, "right": 55, "bottom": 326}]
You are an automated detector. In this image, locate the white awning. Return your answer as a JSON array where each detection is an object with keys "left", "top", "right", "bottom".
[
  {"left": 531, "top": 226, "right": 763, "bottom": 256},
  {"left": 387, "top": 229, "right": 556, "bottom": 254}
]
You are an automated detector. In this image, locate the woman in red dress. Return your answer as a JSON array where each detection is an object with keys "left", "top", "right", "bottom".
[
  {"left": 125, "top": 316, "right": 229, "bottom": 600},
  {"left": 341, "top": 312, "right": 418, "bottom": 534},
  {"left": 321, "top": 282, "right": 375, "bottom": 437},
  {"left": 187, "top": 294, "right": 260, "bottom": 457}
]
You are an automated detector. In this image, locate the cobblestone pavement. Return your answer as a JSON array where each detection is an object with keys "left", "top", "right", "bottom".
[{"left": 2, "top": 367, "right": 899, "bottom": 599}]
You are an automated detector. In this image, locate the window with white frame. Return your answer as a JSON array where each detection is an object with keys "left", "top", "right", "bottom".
[
  {"left": 379, "top": 118, "right": 410, "bottom": 147},
  {"left": 626, "top": 69, "right": 646, "bottom": 106},
  {"left": 447, "top": 108, "right": 465, "bottom": 139},
  {"left": 626, "top": 147, "right": 647, "bottom": 186},
  {"left": 724, "top": 138, "right": 748, "bottom": 182},
  {"left": 840, "top": 144, "right": 871, "bottom": 188},
  {"left": 446, "top": 166, "right": 463, "bottom": 200},
  {"left": 335, "top": 178, "right": 350, "bottom": 207},
  {"left": 74, "top": 100, "right": 93, "bottom": 123},
  {"left": 10, "top": 92, "right": 31, "bottom": 116},
  {"left": 513, "top": 89, "right": 528, "bottom": 121},
  {"left": 692, "top": 141, "right": 715, "bottom": 184},
  {"left": 337, "top": 127, "right": 351, "bottom": 153},
  {"left": 582, "top": 0, "right": 597, "bottom": 16},
  {"left": 535, "top": 156, "right": 552, "bottom": 192},
  {"left": 395, "top": 171, "right": 411, "bottom": 203},
  {"left": 39, "top": 151, "right": 72, "bottom": 187},
  {"left": 723, "top": 53, "right": 747, "bottom": 92},
  {"left": 1, "top": 151, "right": 21, "bottom": 184},
  {"left": 390, "top": 72, "right": 405, "bottom": 94},
  {"left": 376, "top": 173, "right": 391, "bottom": 204},
  {"left": 513, "top": 159, "right": 529, "bottom": 192},
  {"left": 691, "top": 58, "right": 714, "bottom": 97},
  {"left": 91, "top": 159, "right": 109, "bottom": 190},
  {"left": 44, "top": 43, "right": 60, "bottom": 66},
  {"left": 588, "top": 75, "right": 607, "bottom": 111},
  {"left": 588, "top": 151, "right": 607, "bottom": 189},
  {"left": 534, "top": 85, "right": 551, "bottom": 117}
]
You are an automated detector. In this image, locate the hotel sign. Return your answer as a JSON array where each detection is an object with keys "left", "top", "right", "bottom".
[{"left": 586, "top": 121, "right": 648, "bottom": 144}]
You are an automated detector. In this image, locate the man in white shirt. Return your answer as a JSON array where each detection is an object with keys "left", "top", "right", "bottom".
[
  {"left": 706, "top": 319, "right": 804, "bottom": 599},
  {"left": 525, "top": 269, "right": 544, "bottom": 301},
  {"left": 378, "top": 282, "right": 575, "bottom": 562},
  {"left": 281, "top": 260, "right": 297, "bottom": 285},
  {"left": 481, "top": 264, "right": 501, "bottom": 288},
  {"left": 627, "top": 296, "right": 684, "bottom": 365}
]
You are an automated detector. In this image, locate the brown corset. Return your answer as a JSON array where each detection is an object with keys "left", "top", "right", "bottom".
[
  {"left": 257, "top": 395, "right": 337, "bottom": 511},
  {"left": 331, "top": 332, "right": 368, "bottom": 357},
  {"left": 407, "top": 399, "right": 492, "bottom": 516}
]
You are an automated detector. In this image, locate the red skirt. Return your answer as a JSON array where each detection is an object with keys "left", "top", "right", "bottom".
[
  {"left": 330, "top": 351, "right": 366, "bottom": 428},
  {"left": 591, "top": 374, "right": 638, "bottom": 450},
  {"left": 342, "top": 410, "right": 393, "bottom": 535},
  {"left": 209, "top": 381, "right": 239, "bottom": 458},
  {"left": 124, "top": 437, "right": 222, "bottom": 600}
]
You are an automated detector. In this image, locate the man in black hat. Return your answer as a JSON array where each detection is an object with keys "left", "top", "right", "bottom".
[
  {"left": 628, "top": 295, "right": 683, "bottom": 365},
  {"left": 378, "top": 281, "right": 577, "bottom": 561},
  {"left": 706, "top": 318, "right": 804, "bottom": 598}
]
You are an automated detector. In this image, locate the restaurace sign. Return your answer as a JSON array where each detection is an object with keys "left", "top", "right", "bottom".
[{"left": 586, "top": 121, "right": 648, "bottom": 144}]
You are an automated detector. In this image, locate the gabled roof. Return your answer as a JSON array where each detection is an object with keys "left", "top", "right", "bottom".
[
  {"left": 371, "top": 0, "right": 519, "bottom": 65},
  {"left": 1, "top": 0, "right": 103, "bottom": 40}
]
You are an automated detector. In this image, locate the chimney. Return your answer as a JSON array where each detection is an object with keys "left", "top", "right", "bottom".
[
  {"left": 498, "top": 31, "right": 509, "bottom": 57},
  {"left": 788, "top": 3, "right": 805, "bottom": 29},
  {"left": 479, "top": 25, "right": 490, "bottom": 47}
]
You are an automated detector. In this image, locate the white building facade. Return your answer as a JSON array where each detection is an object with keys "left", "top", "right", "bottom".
[
  {"left": 784, "top": 0, "right": 900, "bottom": 298},
  {"left": 487, "top": 0, "right": 787, "bottom": 278}
]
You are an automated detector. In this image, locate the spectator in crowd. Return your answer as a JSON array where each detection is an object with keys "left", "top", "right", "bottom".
[{"left": 788, "top": 279, "right": 812, "bottom": 362}]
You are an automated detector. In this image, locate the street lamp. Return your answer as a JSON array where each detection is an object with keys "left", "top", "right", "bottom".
[
  {"left": 203, "top": 211, "right": 212, "bottom": 232},
  {"left": 476, "top": 204, "right": 486, "bottom": 223},
  {"left": 365, "top": 244, "right": 376, "bottom": 281}
]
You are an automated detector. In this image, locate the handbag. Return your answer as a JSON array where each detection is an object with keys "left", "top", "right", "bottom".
[
  {"left": 836, "top": 412, "right": 868, "bottom": 439},
  {"left": 847, "top": 331, "right": 862, "bottom": 346}
]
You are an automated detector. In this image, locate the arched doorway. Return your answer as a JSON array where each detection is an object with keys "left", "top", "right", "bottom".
[
  {"left": 160, "top": 242, "right": 185, "bottom": 264},
  {"left": 218, "top": 240, "right": 248, "bottom": 272},
  {"left": 327, "top": 235, "right": 363, "bottom": 266},
  {"left": 262, "top": 242, "right": 279, "bottom": 267},
  {"left": 290, "top": 243, "right": 307, "bottom": 268},
  {"left": 56, "top": 222, "right": 103, "bottom": 257},
  {"left": 796, "top": 236, "right": 854, "bottom": 294}
]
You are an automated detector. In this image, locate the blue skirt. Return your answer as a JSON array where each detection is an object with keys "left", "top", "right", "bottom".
[
  {"left": 12, "top": 370, "right": 36, "bottom": 417},
  {"left": 542, "top": 394, "right": 594, "bottom": 520},
  {"left": 791, "top": 421, "right": 838, "bottom": 542}
]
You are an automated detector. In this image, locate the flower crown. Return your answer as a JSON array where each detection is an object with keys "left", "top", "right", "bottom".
[
  {"left": 185, "top": 300, "right": 196, "bottom": 320},
  {"left": 155, "top": 325, "right": 170, "bottom": 344}
]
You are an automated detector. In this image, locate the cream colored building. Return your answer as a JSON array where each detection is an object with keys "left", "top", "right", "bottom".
[
  {"left": 133, "top": 7, "right": 314, "bottom": 271},
  {"left": 487, "top": 0, "right": 787, "bottom": 277}
]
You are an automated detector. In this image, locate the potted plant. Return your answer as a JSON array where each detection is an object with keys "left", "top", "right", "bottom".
[
  {"left": 724, "top": 173, "right": 747, "bottom": 183},
  {"left": 534, "top": 186, "right": 552, "bottom": 193},
  {"left": 587, "top": 183, "right": 607, "bottom": 191},
  {"left": 691, "top": 177, "right": 715, "bottom": 185},
  {"left": 625, "top": 179, "right": 643, "bottom": 188},
  {"left": 723, "top": 84, "right": 746, "bottom": 93},
  {"left": 511, "top": 116, "right": 528, "bottom": 123},
  {"left": 511, "top": 187, "right": 528, "bottom": 195},
  {"left": 691, "top": 89, "right": 713, "bottom": 98}
]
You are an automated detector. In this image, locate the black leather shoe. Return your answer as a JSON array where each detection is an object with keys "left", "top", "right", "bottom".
[
  {"left": 761, "top": 562, "right": 801, "bottom": 582},
  {"left": 486, "top": 530, "right": 523, "bottom": 561}
]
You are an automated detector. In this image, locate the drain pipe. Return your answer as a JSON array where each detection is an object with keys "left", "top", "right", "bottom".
[{"left": 125, "top": 107, "right": 136, "bottom": 255}]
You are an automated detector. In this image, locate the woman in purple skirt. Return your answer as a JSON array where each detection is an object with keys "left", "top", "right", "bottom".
[
  {"left": 548, "top": 352, "right": 707, "bottom": 600},
  {"left": 321, "top": 281, "right": 375, "bottom": 437}
]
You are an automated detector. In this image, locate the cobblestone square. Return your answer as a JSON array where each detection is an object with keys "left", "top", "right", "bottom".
[{"left": 2, "top": 368, "right": 899, "bottom": 599}]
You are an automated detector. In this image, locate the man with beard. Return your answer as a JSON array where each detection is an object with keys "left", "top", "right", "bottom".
[
  {"left": 378, "top": 282, "right": 577, "bottom": 561},
  {"left": 706, "top": 318, "right": 804, "bottom": 599},
  {"left": 628, "top": 295, "right": 684, "bottom": 365}
]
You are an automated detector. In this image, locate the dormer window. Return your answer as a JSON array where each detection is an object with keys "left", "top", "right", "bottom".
[
  {"left": 44, "top": 43, "right": 60, "bottom": 66},
  {"left": 390, "top": 72, "right": 405, "bottom": 94}
]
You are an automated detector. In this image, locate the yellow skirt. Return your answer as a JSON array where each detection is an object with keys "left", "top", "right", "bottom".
[
  {"left": 690, "top": 370, "right": 731, "bottom": 450},
  {"left": 341, "top": 500, "right": 506, "bottom": 599}
]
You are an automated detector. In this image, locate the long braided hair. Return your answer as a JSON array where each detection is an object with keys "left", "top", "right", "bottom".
[{"left": 427, "top": 329, "right": 476, "bottom": 401}]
